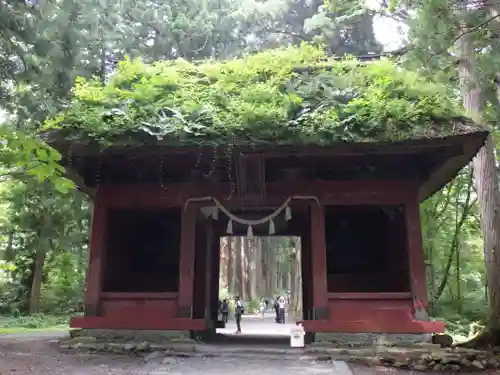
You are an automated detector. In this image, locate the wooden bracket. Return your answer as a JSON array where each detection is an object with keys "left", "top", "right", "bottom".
[{"left": 235, "top": 152, "right": 266, "bottom": 205}]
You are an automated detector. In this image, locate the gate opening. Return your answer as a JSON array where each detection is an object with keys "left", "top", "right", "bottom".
[{"left": 217, "top": 236, "right": 303, "bottom": 338}]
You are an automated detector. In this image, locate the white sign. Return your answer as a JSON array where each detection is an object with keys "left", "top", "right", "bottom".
[{"left": 290, "top": 325, "right": 305, "bottom": 348}]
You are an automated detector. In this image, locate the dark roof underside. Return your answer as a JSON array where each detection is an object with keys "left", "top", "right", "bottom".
[{"left": 54, "top": 130, "right": 488, "bottom": 202}]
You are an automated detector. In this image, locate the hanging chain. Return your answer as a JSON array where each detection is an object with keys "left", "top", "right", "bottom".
[
  {"left": 95, "top": 152, "right": 102, "bottom": 189},
  {"left": 191, "top": 151, "right": 203, "bottom": 173},
  {"left": 203, "top": 144, "right": 218, "bottom": 178},
  {"left": 159, "top": 156, "right": 168, "bottom": 191},
  {"left": 67, "top": 144, "right": 73, "bottom": 169},
  {"left": 225, "top": 135, "right": 236, "bottom": 200}
]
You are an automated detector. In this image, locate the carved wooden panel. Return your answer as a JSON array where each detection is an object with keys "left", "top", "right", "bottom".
[{"left": 235, "top": 152, "right": 266, "bottom": 205}]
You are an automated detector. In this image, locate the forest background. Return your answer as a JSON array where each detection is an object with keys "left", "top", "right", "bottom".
[{"left": 0, "top": 0, "right": 498, "bottom": 341}]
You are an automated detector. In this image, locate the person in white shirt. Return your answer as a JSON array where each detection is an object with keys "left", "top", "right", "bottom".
[
  {"left": 259, "top": 298, "right": 266, "bottom": 317},
  {"left": 277, "top": 295, "right": 286, "bottom": 324}
]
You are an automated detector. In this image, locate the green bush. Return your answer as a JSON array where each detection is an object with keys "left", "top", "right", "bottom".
[{"left": 0, "top": 314, "right": 69, "bottom": 329}]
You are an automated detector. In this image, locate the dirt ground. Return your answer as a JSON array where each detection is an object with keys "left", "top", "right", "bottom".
[{"left": 1, "top": 337, "right": 500, "bottom": 375}]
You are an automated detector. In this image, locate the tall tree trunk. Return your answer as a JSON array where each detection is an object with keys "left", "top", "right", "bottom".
[
  {"left": 457, "top": 4, "right": 500, "bottom": 345},
  {"left": 76, "top": 196, "right": 86, "bottom": 277},
  {"left": 255, "top": 237, "right": 263, "bottom": 297},
  {"left": 241, "top": 238, "right": 246, "bottom": 300},
  {"left": 294, "top": 238, "right": 303, "bottom": 317},
  {"left": 29, "top": 215, "right": 51, "bottom": 314},
  {"left": 277, "top": 262, "right": 282, "bottom": 291},
  {"left": 234, "top": 237, "right": 243, "bottom": 298},
  {"left": 250, "top": 238, "right": 258, "bottom": 298},
  {"left": 471, "top": 136, "right": 500, "bottom": 339},
  {"left": 275, "top": 260, "right": 279, "bottom": 292},
  {"left": 220, "top": 237, "right": 229, "bottom": 290},
  {"left": 227, "top": 236, "right": 233, "bottom": 295},
  {"left": 262, "top": 238, "right": 270, "bottom": 295},
  {"left": 282, "top": 268, "right": 288, "bottom": 291},
  {"left": 289, "top": 238, "right": 303, "bottom": 319},
  {"left": 243, "top": 237, "right": 252, "bottom": 301},
  {"left": 289, "top": 247, "right": 297, "bottom": 314},
  {"left": 271, "top": 245, "right": 277, "bottom": 293}
]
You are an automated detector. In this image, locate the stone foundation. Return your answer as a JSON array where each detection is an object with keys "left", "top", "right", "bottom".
[
  {"left": 70, "top": 329, "right": 192, "bottom": 343},
  {"left": 314, "top": 333, "right": 432, "bottom": 347},
  {"left": 60, "top": 335, "right": 500, "bottom": 371}
]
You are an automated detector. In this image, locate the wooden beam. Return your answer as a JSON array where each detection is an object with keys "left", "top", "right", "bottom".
[
  {"left": 70, "top": 316, "right": 207, "bottom": 330},
  {"left": 302, "top": 319, "right": 445, "bottom": 333},
  {"left": 97, "top": 180, "right": 416, "bottom": 209},
  {"left": 48, "top": 132, "right": 485, "bottom": 158}
]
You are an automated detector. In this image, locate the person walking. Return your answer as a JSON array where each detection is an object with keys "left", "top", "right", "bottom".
[
  {"left": 274, "top": 296, "right": 280, "bottom": 323},
  {"left": 278, "top": 295, "right": 286, "bottom": 324},
  {"left": 221, "top": 299, "right": 229, "bottom": 323},
  {"left": 259, "top": 298, "right": 266, "bottom": 318},
  {"left": 234, "top": 296, "right": 244, "bottom": 334}
]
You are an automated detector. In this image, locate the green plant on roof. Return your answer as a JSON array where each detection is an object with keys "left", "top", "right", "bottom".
[{"left": 42, "top": 44, "right": 474, "bottom": 148}]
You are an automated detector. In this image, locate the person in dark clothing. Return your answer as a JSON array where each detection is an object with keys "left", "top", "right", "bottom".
[
  {"left": 234, "top": 296, "right": 244, "bottom": 334},
  {"left": 221, "top": 299, "right": 229, "bottom": 323},
  {"left": 274, "top": 296, "right": 280, "bottom": 323}
]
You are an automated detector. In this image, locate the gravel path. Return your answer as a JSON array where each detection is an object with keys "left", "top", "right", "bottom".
[
  {"left": 0, "top": 338, "right": 336, "bottom": 375},
  {"left": 2, "top": 338, "right": 500, "bottom": 375}
]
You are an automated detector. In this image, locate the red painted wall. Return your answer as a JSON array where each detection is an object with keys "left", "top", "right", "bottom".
[
  {"left": 72, "top": 179, "right": 441, "bottom": 333},
  {"left": 70, "top": 292, "right": 207, "bottom": 330},
  {"left": 300, "top": 292, "right": 444, "bottom": 333},
  {"left": 100, "top": 293, "right": 177, "bottom": 321},
  {"left": 328, "top": 293, "right": 413, "bottom": 325}
]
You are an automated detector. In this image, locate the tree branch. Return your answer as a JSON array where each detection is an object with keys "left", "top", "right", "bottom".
[
  {"left": 430, "top": 169, "right": 474, "bottom": 306},
  {"left": 427, "top": 13, "right": 500, "bottom": 63}
]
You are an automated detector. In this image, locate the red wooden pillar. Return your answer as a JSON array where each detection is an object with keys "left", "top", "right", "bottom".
[
  {"left": 310, "top": 203, "right": 329, "bottom": 320},
  {"left": 204, "top": 220, "right": 214, "bottom": 326},
  {"left": 84, "top": 200, "right": 107, "bottom": 317},
  {"left": 177, "top": 203, "right": 197, "bottom": 318},
  {"left": 405, "top": 197, "right": 429, "bottom": 317},
  {"left": 210, "top": 231, "right": 221, "bottom": 325}
]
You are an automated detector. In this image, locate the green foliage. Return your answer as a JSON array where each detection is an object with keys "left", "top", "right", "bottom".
[
  {"left": 0, "top": 0, "right": 492, "bottom": 339},
  {"left": 421, "top": 168, "right": 487, "bottom": 336},
  {"left": 1, "top": 127, "right": 73, "bottom": 193},
  {"left": 0, "top": 182, "right": 90, "bottom": 315},
  {"left": 43, "top": 45, "right": 471, "bottom": 147},
  {"left": 0, "top": 314, "right": 69, "bottom": 331},
  {"left": 40, "top": 252, "right": 86, "bottom": 314}
]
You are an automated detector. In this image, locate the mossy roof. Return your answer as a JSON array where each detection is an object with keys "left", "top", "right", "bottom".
[{"left": 41, "top": 45, "right": 483, "bottom": 148}]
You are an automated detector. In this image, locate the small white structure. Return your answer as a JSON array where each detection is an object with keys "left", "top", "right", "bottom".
[{"left": 290, "top": 323, "right": 305, "bottom": 348}]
